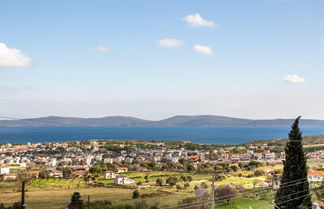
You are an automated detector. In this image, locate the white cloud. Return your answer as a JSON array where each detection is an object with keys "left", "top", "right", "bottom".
[
  {"left": 157, "top": 39, "right": 184, "bottom": 48},
  {"left": 183, "top": 13, "right": 217, "bottom": 27},
  {"left": 0, "top": 43, "right": 32, "bottom": 68},
  {"left": 193, "top": 44, "right": 214, "bottom": 55},
  {"left": 283, "top": 74, "right": 305, "bottom": 83},
  {"left": 96, "top": 46, "right": 110, "bottom": 53}
]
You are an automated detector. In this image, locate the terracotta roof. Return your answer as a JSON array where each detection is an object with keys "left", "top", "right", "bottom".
[{"left": 308, "top": 171, "right": 324, "bottom": 177}]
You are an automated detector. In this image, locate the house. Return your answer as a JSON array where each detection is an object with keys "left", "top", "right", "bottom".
[
  {"left": 264, "top": 152, "right": 276, "bottom": 160},
  {"left": 271, "top": 174, "right": 282, "bottom": 189},
  {"left": 105, "top": 171, "right": 116, "bottom": 179},
  {"left": 104, "top": 158, "right": 114, "bottom": 164},
  {"left": 0, "top": 167, "right": 10, "bottom": 175},
  {"left": 308, "top": 171, "right": 324, "bottom": 182},
  {"left": 313, "top": 200, "right": 324, "bottom": 209},
  {"left": 114, "top": 175, "right": 134, "bottom": 185},
  {"left": 252, "top": 153, "right": 263, "bottom": 160},
  {"left": 49, "top": 170, "right": 63, "bottom": 178},
  {"left": 116, "top": 167, "right": 128, "bottom": 173}
]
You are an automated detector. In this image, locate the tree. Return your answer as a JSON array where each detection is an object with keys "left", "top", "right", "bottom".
[
  {"left": 200, "top": 182, "right": 208, "bottom": 189},
  {"left": 132, "top": 190, "right": 140, "bottom": 199},
  {"left": 180, "top": 175, "right": 188, "bottom": 182},
  {"left": 166, "top": 176, "right": 177, "bottom": 187},
  {"left": 67, "top": 192, "right": 84, "bottom": 209},
  {"left": 169, "top": 179, "right": 176, "bottom": 187},
  {"left": 214, "top": 184, "right": 239, "bottom": 205},
  {"left": 274, "top": 117, "right": 312, "bottom": 209},
  {"left": 62, "top": 167, "right": 72, "bottom": 179},
  {"left": 195, "top": 183, "right": 210, "bottom": 200},
  {"left": 252, "top": 179, "right": 261, "bottom": 189},
  {"left": 16, "top": 171, "right": 34, "bottom": 185},
  {"left": 144, "top": 175, "right": 149, "bottom": 183},
  {"left": 38, "top": 170, "right": 49, "bottom": 179},
  {"left": 186, "top": 164, "right": 195, "bottom": 172},
  {"left": 176, "top": 184, "right": 182, "bottom": 192},
  {"left": 184, "top": 183, "right": 190, "bottom": 188},
  {"left": 156, "top": 178, "right": 163, "bottom": 186},
  {"left": 230, "top": 165, "right": 238, "bottom": 172},
  {"left": 254, "top": 170, "right": 265, "bottom": 177}
]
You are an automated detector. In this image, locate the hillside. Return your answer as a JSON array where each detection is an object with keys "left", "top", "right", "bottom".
[{"left": 0, "top": 115, "right": 324, "bottom": 127}]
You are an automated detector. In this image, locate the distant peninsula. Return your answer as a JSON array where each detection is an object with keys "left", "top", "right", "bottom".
[{"left": 1, "top": 115, "right": 324, "bottom": 127}]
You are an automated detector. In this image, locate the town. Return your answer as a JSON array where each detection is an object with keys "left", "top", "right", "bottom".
[{"left": 1, "top": 138, "right": 324, "bottom": 209}]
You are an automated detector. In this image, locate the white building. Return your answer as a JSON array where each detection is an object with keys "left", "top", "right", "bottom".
[
  {"left": 116, "top": 167, "right": 128, "bottom": 173},
  {"left": 308, "top": 171, "right": 324, "bottom": 182},
  {"left": 105, "top": 171, "right": 116, "bottom": 179},
  {"left": 49, "top": 170, "right": 63, "bottom": 178},
  {"left": 104, "top": 158, "right": 114, "bottom": 164},
  {"left": 50, "top": 158, "right": 57, "bottom": 167},
  {"left": 0, "top": 167, "right": 10, "bottom": 175},
  {"left": 114, "top": 175, "right": 134, "bottom": 185}
]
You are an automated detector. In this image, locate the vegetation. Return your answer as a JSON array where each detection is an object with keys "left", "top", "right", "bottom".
[
  {"left": 274, "top": 117, "right": 312, "bottom": 209},
  {"left": 132, "top": 190, "right": 140, "bottom": 199},
  {"left": 67, "top": 192, "right": 84, "bottom": 209},
  {"left": 214, "top": 184, "right": 239, "bottom": 205}
]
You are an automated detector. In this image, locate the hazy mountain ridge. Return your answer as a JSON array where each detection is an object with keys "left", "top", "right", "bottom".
[{"left": 1, "top": 115, "right": 324, "bottom": 127}]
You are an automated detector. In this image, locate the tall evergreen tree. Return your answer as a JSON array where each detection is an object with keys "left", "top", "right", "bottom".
[{"left": 275, "top": 116, "right": 312, "bottom": 209}]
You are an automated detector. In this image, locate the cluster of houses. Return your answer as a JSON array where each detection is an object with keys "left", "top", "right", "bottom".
[
  {"left": 270, "top": 171, "right": 324, "bottom": 190},
  {"left": 308, "top": 150, "right": 324, "bottom": 160},
  {"left": 219, "top": 150, "right": 280, "bottom": 162},
  {"left": 104, "top": 168, "right": 135, "bottom": 185},
  {"left": 1, "top": 141, "right": 324, "bottom": 185}
]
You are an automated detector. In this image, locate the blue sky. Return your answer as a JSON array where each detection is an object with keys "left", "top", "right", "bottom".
[{"left": 0, "top": 0, "right": 323, "bottom": 120}]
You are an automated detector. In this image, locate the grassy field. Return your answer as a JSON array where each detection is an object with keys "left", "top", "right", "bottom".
[
  {"left": 0, "top": 187, "right": 273, "bottom": 209},
  {"left": 217, "top": 198, "right": 273, "bottom": 209},
  {"left": 0, "top": 181, "right": 17, "bottom": 193},
  {"left": 0, "top": 186, "right": 192, "bottom": 209},
  {"left": 0, "top": 171, "right": 273, "bottom": 209},
  {"left": 217, "top": 177, "right": 266, "bottom": 189},
  {"left": 28, "top": 178, "right": 87, "bottom": 191}
]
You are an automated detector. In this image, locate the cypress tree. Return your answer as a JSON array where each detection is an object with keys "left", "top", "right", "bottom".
[{"left": 274, "top": 116, "right": 312, "bottom": 209}]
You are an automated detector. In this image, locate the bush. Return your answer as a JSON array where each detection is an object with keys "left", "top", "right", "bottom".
[
  {"left": 132, "top": 190, "right": 140, "bottom": 199},
  {"left": 156, "top": 178, "right": 163, "bottom": 186},
  {"left": 176, "top": 184, "right": 182, "bottom": 191},
  {"left": 254, "top": 170, "right": 266, "bottom": 177},
  {"left": 214, "top": 184, "right": 239, "bottom": 205}
]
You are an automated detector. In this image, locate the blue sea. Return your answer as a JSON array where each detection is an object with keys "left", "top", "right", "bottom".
[{"left": 0, "top": 126, "right": 323, "bottom": 144}]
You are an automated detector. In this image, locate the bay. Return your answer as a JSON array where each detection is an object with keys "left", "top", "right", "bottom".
[{"left": 0, "top": 126, "right": 323, "bottom": 144}]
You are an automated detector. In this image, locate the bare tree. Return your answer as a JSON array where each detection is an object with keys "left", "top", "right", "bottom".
[{"left": 214, "top": 184, "right": 239, "bottom": 205}]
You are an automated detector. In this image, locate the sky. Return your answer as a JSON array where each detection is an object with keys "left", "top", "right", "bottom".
[{"left": 0, "top": 0, "right": 324, "bottom": 120}]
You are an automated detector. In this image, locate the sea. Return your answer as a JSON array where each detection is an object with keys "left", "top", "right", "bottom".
[{"left": 0, "top": 126, "right": 323, "bottom": 145}]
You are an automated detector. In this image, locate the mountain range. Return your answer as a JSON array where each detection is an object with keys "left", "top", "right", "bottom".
[{"left": 0, "top": 115, "right": 324, "bottom": 127}]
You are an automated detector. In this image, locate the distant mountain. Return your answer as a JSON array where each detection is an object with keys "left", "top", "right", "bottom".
[{"left": 0, "top": 115, "right": 324, "bottom": 127}]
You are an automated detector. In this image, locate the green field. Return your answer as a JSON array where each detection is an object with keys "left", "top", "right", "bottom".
[
  {"left": 28, "top": 178, "right": 87, "bottom": 191},
  {"left": 217, "top": 198, "right": 273, "bottom": 209},
  {"left": 0, "top": 171, "right": 273, "bottom": 209}
]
